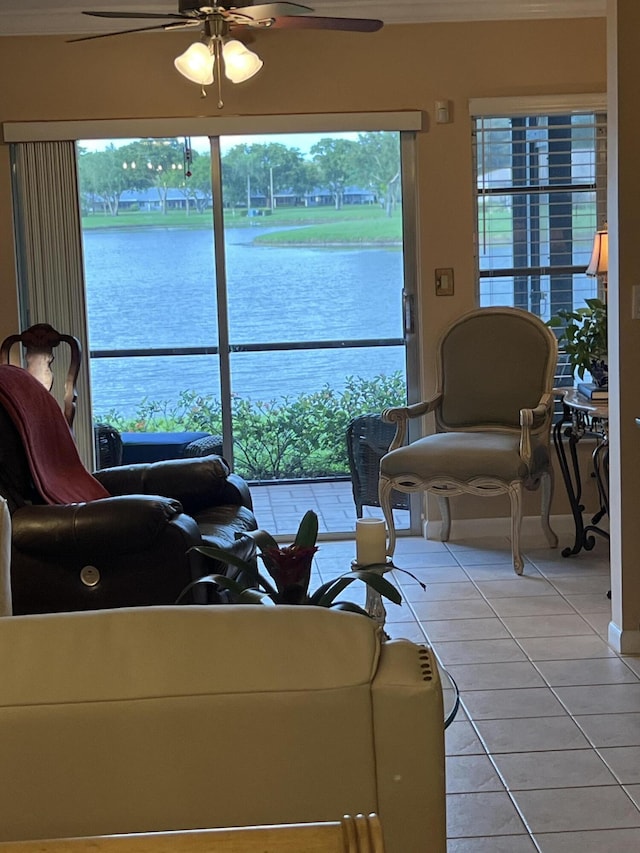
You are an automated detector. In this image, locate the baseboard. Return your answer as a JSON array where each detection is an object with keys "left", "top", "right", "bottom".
[
  {"left": 424, "top": 513, "right": 582, "bottom": 545},
  {"left": 608, "top": 622, "right": 640, "bottom": 655}
]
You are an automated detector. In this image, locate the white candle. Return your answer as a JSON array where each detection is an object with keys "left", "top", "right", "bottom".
[{"left": 356, "top": 518, "right": 387, "bottom": 566}]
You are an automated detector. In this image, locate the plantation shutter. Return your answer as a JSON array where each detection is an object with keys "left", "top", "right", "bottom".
[{"left": 471, "top": 101, "right": 607, "bottom": 386}]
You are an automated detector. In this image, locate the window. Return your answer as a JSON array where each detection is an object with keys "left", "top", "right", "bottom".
[{"left": 472, "top": 101, "right": 607, "bottom": 331}]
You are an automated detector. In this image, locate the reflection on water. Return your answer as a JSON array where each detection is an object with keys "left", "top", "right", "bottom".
[{"left": 84, "top": 227, "right": 405, "bottom": 418}]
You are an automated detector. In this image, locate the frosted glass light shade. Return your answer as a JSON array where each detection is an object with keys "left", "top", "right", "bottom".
[
  {"left": 174, "top": 42, "right": 214, "bottom": 86},
  {"left": 222, "top": 39, "right": 263, "bottom": 83}
]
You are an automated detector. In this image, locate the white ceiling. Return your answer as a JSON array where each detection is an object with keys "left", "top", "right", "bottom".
[{"left": 0, "top": 0, "right": 605, "bottom": 37}]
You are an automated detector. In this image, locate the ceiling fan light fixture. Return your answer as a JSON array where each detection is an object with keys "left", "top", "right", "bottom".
[
  {"left": 222, "top": 38, "right": 263, "bottom": 83},
  {"left": 174, "top": 41, "right": 215, "bottom": 86}
]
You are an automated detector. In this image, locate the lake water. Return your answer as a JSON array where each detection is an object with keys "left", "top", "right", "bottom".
[{"left": 83, "top": 226, "right": 406, "bottom": 419}]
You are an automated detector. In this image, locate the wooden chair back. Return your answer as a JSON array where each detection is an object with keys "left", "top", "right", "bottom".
[
  {"left": 0, "top": 323, "right": 81, "bottom": 429},
  {"left": 0, "top": 815, "right": 385, "bottom": 853}
]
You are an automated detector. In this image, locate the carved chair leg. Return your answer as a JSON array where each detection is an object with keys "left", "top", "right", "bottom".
[
  {"left": 378, "top": 477, "right": 397, "bottom": 558},
  {"left": 508, "top": 482, "right": 525, "bottom": 575},
  {"left": 540, "top": 471, "right": 559, "bottom": 548},
  {"left": 436, "top": 493, "right": 452, "bottom": 541}
]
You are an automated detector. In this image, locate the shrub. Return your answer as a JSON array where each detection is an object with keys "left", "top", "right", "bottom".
[{"left": 95, "top": 372, "right": 406, "bottom": 481}]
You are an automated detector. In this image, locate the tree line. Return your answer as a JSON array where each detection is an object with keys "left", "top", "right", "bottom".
[{"left": 78, "top": 132, "right": 401, "bottom": 218}]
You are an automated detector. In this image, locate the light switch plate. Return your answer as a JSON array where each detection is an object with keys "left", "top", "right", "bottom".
[{"left": 435, "top": 267, "right": 454, "bottom": 296}]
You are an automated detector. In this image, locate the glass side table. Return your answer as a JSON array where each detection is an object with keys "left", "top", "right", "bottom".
[
  {"left": 439, "top": 662, "right": 460, "bottom": 728},
  {"left": 553, "top": 387, "right": 609, "bottom": 556}
]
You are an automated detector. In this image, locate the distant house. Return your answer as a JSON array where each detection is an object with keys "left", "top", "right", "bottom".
[
  {"left": 305, "top": 186, "right": 377, "bottom": 207},
  {"left": 118, "top": 188, "right": 210, "bottom": 211}
]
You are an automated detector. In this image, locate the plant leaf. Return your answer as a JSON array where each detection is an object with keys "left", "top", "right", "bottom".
[
  {"left": 350, "top": 570, "right": 402, "bottom": 605},
  {"left": 357, "top": 560, "right": 426, "bottom": 592},
  {"left": 189, "top": 545, "right": 253, "bottom": 575},
  {"left": 175, "top": 572, "right": 254, "bottom": 605},
  {"left": 329, "top": 601, "right": 370, "bottom": 616},
  {"left": 310, "top": 575, "right": 355, "bottom": 606},
  {"left": 294, "top": 510, "right": 319, "bottom": 548},
  {"left": 246, "top": 528, "right": 279, "bottom": 551}
]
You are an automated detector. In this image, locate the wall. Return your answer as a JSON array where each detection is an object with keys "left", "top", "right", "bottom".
[{"left": 0, "top": 17, "right": 607, "bottom": 520}]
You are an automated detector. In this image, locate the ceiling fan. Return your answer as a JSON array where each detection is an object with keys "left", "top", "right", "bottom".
[{"left": 73, "top": 2, "right": 384, "bottom": 107}]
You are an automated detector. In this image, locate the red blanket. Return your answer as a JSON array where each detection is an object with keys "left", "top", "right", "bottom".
[{"left": 0, "top": 365, "right": 109, "bottom": 504}]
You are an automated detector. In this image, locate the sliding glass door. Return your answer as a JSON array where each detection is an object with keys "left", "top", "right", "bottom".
[{"left": 76, "top": 128, "right": 414, "bottom": 535}]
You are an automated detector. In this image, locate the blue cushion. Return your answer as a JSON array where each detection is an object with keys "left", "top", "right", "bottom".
[{"left": 121, "top": 432, "right": 210, "bottom": 464}]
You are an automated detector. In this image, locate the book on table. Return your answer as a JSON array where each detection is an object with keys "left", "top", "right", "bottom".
[{"left": 577, "top": 381, "right": 608, "bottom": 401}]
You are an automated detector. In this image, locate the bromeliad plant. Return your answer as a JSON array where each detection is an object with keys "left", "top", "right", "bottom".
[{"left": 182, "top": 510, "right": 423, "bottom": 615}]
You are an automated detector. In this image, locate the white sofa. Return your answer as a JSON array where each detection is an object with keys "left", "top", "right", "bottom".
[{"left": 0, "top": 605, "right": 445, "bottom": 853}]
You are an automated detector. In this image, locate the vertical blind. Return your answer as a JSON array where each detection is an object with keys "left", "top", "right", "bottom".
[
  {"left": 473, "top": 111, "right": 607, "bottom": 324},
  {"left": 11, "top": 141, "right": 94, "bottom": 466}
]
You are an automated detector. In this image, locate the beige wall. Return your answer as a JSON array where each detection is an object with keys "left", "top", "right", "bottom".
[
  {"left": 606, "top": 0, "right": 640, "bottom": 650},
  {"left": 0, "top": 16, "right": 607, "bottom": 519}
]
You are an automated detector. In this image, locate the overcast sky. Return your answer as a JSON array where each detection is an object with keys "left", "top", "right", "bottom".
[{"left": 79, "top": 131, "right": 359, "bottom": 157}]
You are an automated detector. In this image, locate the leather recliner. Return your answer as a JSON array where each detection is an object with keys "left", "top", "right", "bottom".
[{"left": 0, "top": 394, "right": 258, "bottom": 615}]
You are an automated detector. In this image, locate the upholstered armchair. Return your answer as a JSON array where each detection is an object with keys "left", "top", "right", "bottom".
[
  {"left": 0, "top": 364, "right": 257, "bottom": 614},
  {"left": 379, "top": 307, "right": 559, "bottom": 574}
]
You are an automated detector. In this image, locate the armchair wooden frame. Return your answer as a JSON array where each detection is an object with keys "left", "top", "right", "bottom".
[
  {"left": 379, "top": 307, "right": 559, "bottom": 574},
  {"left": 0, "top": 323, "right": 81, "bottom": 429}
]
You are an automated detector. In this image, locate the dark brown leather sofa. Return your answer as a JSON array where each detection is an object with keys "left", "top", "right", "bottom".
[{"left": 0, "top": 403, "right": 257, "bottom": 615}]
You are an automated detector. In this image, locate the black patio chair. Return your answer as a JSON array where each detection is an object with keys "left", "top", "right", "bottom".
[{"left": 346, "top": 413, "right": 410, "bottom": 517}]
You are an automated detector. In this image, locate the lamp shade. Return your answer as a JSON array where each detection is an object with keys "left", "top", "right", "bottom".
[
  {"left": 174, "top": 42, "right": 215, "bottom": 86},
  {"left": 222, "top": 39, "right": 263, "bottom": 83},
  {"left": 586, "top": 226, "right": 609, "bottom": 277}
]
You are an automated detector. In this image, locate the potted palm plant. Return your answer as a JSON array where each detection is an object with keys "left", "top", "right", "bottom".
[{"left": 547, "top": 297, "right": 608, "bottom": 387}]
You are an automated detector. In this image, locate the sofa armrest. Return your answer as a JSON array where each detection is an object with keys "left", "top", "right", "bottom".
[
  {"left": 372, "top": 641, "right": 446, "bottom": 853},
  {"left": 11, "top": 495, "right": 201, "bottom": 557},
  {"left": 93, "top": 456, "right": 251, "bottom": 515}
]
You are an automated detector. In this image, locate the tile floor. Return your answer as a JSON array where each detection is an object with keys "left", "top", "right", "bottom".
[{"left": 310, "top": 532, "right": 639, "bottom": 852}]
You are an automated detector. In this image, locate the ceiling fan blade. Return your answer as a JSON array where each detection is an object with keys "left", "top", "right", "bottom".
[
  {"left": 68, "top": 21, "right": 196, "bottom": 43},
  {"left": 82, "top": 10, "right": 189, "bottom": 21},
  {"left": 235, "top": 2, "right": 313, "bottom": 18},
  {"left": 267, "top": 15, "right": 383, "bottom": 32}
]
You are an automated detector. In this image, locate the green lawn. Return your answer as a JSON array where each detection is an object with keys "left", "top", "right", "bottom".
[{"left": 80, "top": 204, "right": 402, "bottom": 244}]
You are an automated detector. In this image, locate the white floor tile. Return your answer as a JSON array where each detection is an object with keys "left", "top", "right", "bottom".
[
  {"left": 513, "top": 785, "right": 640, "bottom": 833},
  {"left": 492, "top": 748, "right": 618, "bottom": 790}
]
